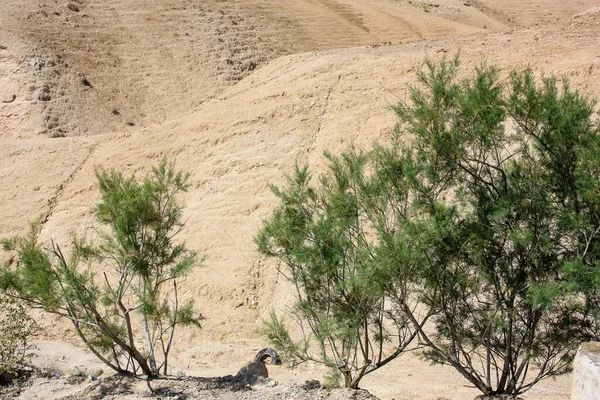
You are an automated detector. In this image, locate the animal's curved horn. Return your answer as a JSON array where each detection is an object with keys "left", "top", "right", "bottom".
[{"left": 253, "top": 348, "right": 282, "bottom": 365}]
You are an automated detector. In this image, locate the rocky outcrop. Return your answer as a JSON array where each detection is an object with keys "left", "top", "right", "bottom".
[{"left": 571, "top": 342, "right": 600, "bottom": 400}]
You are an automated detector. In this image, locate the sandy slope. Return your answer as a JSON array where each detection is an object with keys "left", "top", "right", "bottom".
[
  {"left": 2, "top": 1, "right": 600, "bottom": 399},
  {"left": 0, "top": 0, "right": 498, "bottom": 138},
  {"left": 477, "top": 0, "right": 600, "bottom": 25}
]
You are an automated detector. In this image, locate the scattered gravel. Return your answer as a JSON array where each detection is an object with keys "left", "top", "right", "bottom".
[{"left": 2, "top": 371, "right": 382, "bottom": 400}]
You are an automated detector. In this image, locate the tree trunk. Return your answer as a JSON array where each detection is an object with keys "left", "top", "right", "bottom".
[
  {"left": 143, "top": 312, "right": 158, "bottom": 374},
  {"left": 71, "top": 320, "right": 123, "bottom": 374},
  {"left": 341, "top": 367, "right": 353, "bottom": 388}
]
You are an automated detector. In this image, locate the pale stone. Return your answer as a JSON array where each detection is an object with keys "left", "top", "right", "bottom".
[{"left": 571, "top": 342, "right": 600, "bottom": 400}]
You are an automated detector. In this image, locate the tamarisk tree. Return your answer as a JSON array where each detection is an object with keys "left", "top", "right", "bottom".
[
  {"left": 387, "top": 58, "right": 600, "bottom": 397},
  {"left": 256, "top": 152, "right": 426, "bottom": 389},
  {"left": 258, "top": 57, "right": 600, "bottom": 397},
  {"left": 1, "top": 159, "right": 202, "bottom": 377}
]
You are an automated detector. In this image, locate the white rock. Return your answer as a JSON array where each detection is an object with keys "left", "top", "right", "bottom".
[{"left": 572, "top": 342, "right": 600, "bottom": 400}]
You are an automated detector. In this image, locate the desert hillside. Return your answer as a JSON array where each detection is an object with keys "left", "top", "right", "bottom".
[
  {"left": 1, "top": 1, "right": 600, "bottom": 399},
  {"left": 1, "top": 0, "right": 504, "bottom": 138}
]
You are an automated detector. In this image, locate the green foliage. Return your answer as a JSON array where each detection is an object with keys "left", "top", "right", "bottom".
[
  {"left": 263, "top": 312, "right": 307, "bottom": 364},
  {"left": 1, "top": 158, "right": 202, "bottom": 377},
  {"left": 323, "top": 367, "right": 342, "bottom": 390},
  {"left": 259, "top": 57, "right": 600, "bottom": 396},
  {"left": 257, "top": 153, "right": 424, "bottom": 388},
  {"left": 389, "top": 58, "right": 600, "bottom": 396},
  {"left": 0, "top": 294, "right": 40, "bottom": 384}
]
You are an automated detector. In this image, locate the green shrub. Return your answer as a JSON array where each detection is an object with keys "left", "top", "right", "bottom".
[
  {"left": 323, "top": 368, "right": 342, "bottom": 390},
  {"left": 0, "top": 294, "right": 40, "bottom": 384},
  {"left": 1, "top": 159, "right": 202, "bottom": 377},
  {"left": 258, "top": 56, "right": 600, "bottom": 396}
]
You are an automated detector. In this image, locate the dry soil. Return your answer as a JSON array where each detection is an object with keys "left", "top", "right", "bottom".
[{"left": 1, "top": 1, "right": 600, "bottom": 399}]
